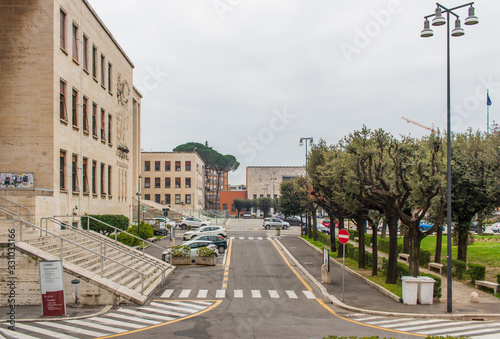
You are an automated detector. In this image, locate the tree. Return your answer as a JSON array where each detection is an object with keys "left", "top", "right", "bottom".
[
  {"left": 256, "top": 197, "right": 273, "bottom": 218},
  {"left": 279, "top": 181, "right": 306, "bottom": 218},
  {"left": 233, "top": 199, "right": 245, "bottom": 217}
]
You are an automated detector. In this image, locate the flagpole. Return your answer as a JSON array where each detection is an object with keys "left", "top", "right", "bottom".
[{"left": 487, "top": 89, "right": 490, "bottom": 134}]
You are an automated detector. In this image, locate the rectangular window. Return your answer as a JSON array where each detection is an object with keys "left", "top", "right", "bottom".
[
  {"left": 108, "top": 114, "right": 112, "bottom": 145},
  {"left": 155, "top": 194, "right": 160, "bottom": 204},
  {"left": 253, "top": 194, "right": 257, "bottom": 199},
  {"left": 72, "top": 23, "right": 78, "bottom": 61},
  {"left": 175, "top": 177, "right": 181, "bottom": 188},
  {"left": 185, "top": 177, "right": 191, "bottom": 188},
  {"left": 107, "top": 62, "right": 112, "bottom": 92},
  {"left": 92, "top": 45, "right": 97, "bottom": 78},
  {"left": 100, "top": 109, "right": 105, "bottom": 141},
  {"left": 223, "top": 203, "right": 227, "bottom": 210},
  {"left": 185, "top": 161, "right": 191, "bottom": 171},
  {"left": 175, "top": 194, "right": 181, "bottom": 204},
  {"left": 108, "top": 165, "right": 112, "bottom": 196},
  {"left": 92, "top": 160, "right": 97, "bottom": 194},
  {"left": 144, "top": 177, "right": 150, "bottom": 188},
  {"left": 100, "top": 163, "right": 105, "bottom": 194},
  {"left": 60, "top": 9, "right": 66, "bottom": 50},
  {"left": 60, "top": 80, "right": 67, "bottom": 121},
  {"left": 185, "top": 194, "right": 191, "bottom": 204},
  {"left": 165, "top": 161, "right": 171, "bottom": 171},
  {"left": 175, "top": 161, "right": 181, "bottom": 171},
  {"left": 144, "top": 161, "right": 150, "bottom": 171},
  {"left": 83, "top": 157, "right": 89, "bottom": 193},
  {"left": 155, "top": 177, "right": 161, "bottom": 188},
  {"left": 72, "top": 154, "right": 79, "bottom": 192},
  {"left": 144, "top": 194, "right": 150, "bottom": 201},
  {"left": 100, "top": 54, "right": 105, "bottom": 86},
  {"left": 165, "top": 194, "right": 171, "bottom": 204},
  {"left": 92, "top": 102, "right": 97, "bottom": 137},
  {"left": 165, "top": 177, "right": 171, "bottom": 188},
  {"left": 82, "top": 34, "right": 88, "bottom": 71},
  {"left": 82, "top": 96, "right": 89, "bottom": 133},
  {"left": 231, "top": 204, "right": 236, "bottom": 212},
  {"left": 72, "top": 88, "right": 78, "bottom": 127},
  {"left": 155, "top": 161, "right": 160, "bottom": 171},
  {"left": 60, "top": 150, "right": 66, "bottom": 190}
]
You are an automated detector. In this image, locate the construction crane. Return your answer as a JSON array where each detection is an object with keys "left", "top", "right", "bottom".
[{"left": 401, "top": 116, "right": 438, "bottom": 134}]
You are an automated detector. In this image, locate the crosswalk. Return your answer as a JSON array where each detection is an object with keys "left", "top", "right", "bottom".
[
  {"left": 0, "top": 300, "right": 214, "bottom": 339},
  {"left": 228, "top": 236, "right": 271, "bottom": 240},
  {"left": 346, "top": 313, "right": 500, "bottom": 338},
  {"left": 160, "top": 288, "right": 317, "bottom": 300}
]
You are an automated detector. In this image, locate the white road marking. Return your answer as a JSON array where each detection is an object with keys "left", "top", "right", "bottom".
[
  {"left": 268, "top": 290, "right": 279, "bottom": 298},
  {"left": 251, "top": 290, "right": 262, "bottom": 298},
  {"left": 116, "top": 308, "right": 175, "bottom": 321},
  {"left": 36, "top": 321, "right": 108, "bottom": 337},
  {"left": 216, "top": 289, "right": 226, "bottom": 298},
  {"left": 89, "top": 317, "right": 144, "bottom": 329},
  {"left": 285, "top": 290, "right": 298, "bottom": 299},
  {"left": 179, "top": 289, "right": 191, "bottom": 298},
  {"left": 197, "top": 289, "right": 208, "bottom": 298},
  {"left": 303, "top": 290, "right": 316, "bottom": 299},
  {"left": 4, "top": 323, "right": 80, "bottom": 339},
  {"left": 64, "top": 319, "right": 127, "bottom": 333},
  {"left": 161, "top": 289, "right": 174, "bottom": 298},
  {"left": 234, "top": 289, "right": 244, "bottom": 298},
  {"left": 105, "top": 312, "right": 160, "bottom": 325}
]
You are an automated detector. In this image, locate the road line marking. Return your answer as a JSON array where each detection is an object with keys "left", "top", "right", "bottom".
[
  {"left": 161, "top": 289, "right": 174, "bottom": 298},
  {"left": 197, "top": 289, "right": 208, "bottom": 298},
  {"left": 303, "top": 290, "right": 316, "bottom": 299},
  {"left": 164, "top": 301, "right": 207, "bottom": 310},
  {"left": 248, "top": 237, "right": 254, "bottom": 240},
  {"left": 234, "top": 289, "right": 243, "bottom": 298},
  {"left": 37, "top": 321, "right": 111, "bottom": 336},
  {"left": 268, "top": 290, "right": 279, "bottom": 298},
  {"left": 257, "top": 237, "right": 263, "bottom": 240},
  {"left": 239, "top": 237, "right": 244, "bottom": 240},
  {"left": 150, "top": 302, "right": 198, "bottom": 314},
  {"left": 138, "top": 306, "right": 187, "bottom": 317},
  {"left": 251, "top": 290, "right": 261, "bottom": 298},
  {"left": 179, "top": 289, "right": 191, "bottom": 298},
  {"left": 105, "top": 313, "right": 160, "bottom": 325},
  {"left": 6, "top": 323, "right": 80, "bottom": 339},
  {"left": 215, "top": 289, "right": 226, "bottom": 298},
  {"left": 285, "top": 290, "right": 298, "bottom": 299},
  {"left": 116, "top": 308, "right": 175, "bottom": 321},
  {"left": 64, "top": 319, "right": 127, "bottom": 333}
]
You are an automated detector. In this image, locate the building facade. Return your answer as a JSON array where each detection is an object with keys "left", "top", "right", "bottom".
[
  {"left": 140, "top": 152, "right": 205, "bottom": 211},
  {"left": 0, "top": 0, "right": 141, "bottom": 224},
  {"left": 219, "top": 190, "right": 247, "bottom": 216},
  {"left": 246, "top": 166, "right": 305, "bottom": 201},
  {"left": 205, "top": 169, "right": 228, "bottom": 209}
]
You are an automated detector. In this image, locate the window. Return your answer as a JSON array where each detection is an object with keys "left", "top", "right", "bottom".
[
  {"left": 155, "top": 161, "right": 160, "bottom": 171},
  {"left": 60, "top": 80, "right": 67, "bottom": 121},
  {"left": 60, "top": 9, "right": 66, "bottom": 50},
  {"left": 165, "top": 161, "right": 171, "bottom": 171},
  {"left": 185, "top": 177, "right": 191, "bottom": 188},
  {"left": 108, "top": 165, "right": 112, "bottom": 196},
  {"left": 92, "top": 45, "right": 97, "bottom": 79},
  {"left": 155, "top": 177, "right": 161, "bottom": 188},
  {"left": 72, "top": 23, "right": 78, "bottom": 61},
  {"left": 175, "top": 177, "right": 181, "bottom": 188},
  {"left": 185, "top": 161, "right": 191, "bottom": 171},
  {"left": 155, "top": 194, "right": 160, "bottom": 204},
  {"left": 253, "top": 194, "right": 257, "bottom": 199},
  {"left": 92, "top": 160, "right": 97, "bottom": 194},
  {"left": 231, "top": 204, "right": 236, "bottom": 212},
  {"left": 92, "top": 102, "right": 97, "bottom": 137},
  {"left": 83, "top": 157, "right": 89, "bottom": 193},
  {"left": 144, "top": 177, "right": 150, "bottom": 188},
  {"left": 223, "top": 203, "right": 227, "bottom": 210},
  {"left": 144, "top": 161, "right": 150, "bottom": 171},
  {"left": 175, "top": 161, "right": 181, "bottom": 171},
  {"left": 165, "top": 194, "right": 171, "bottom": 204},
  {"left": 144, "top": 194, "right": 150, "bottom": 200},
  {"left": 107, "top": 114, "right": 112, "bottom": 145},
  {"left": 82, "top": 96, "right": 89, "bottom": 133},
  {"left": 175, "top": 194, "right": 181, "bottom": 204},
  {"left": 185, "top": 194, "right": 191, "bottom": 204},
  {"left": 100, "top": 163, "right": 105, "bottom": 194},
  {"left": 60, "top": 150, "right": 66, "bottom": 190},
  {"left": 72, "top": 154, "right": 79, "bottom": 192},
  {"left": 100, "top": 54, "right": 105, "bottom": 86},
  {"left": 72, "top": 88, "right": 78, "bottom": 127},
  {"left": 82, "top": 35, "right": 88, "bottom": 71},
  {"left": 107, "top": 62, "right": 112, "bottom": 92},
  {"left": 165, "top": 177, "right": 171, "bottom": 188},
  {"left": 100, "top": 109, "right": 105, "bottom": 141},
  {"left": 260, "top": 194, "right": 263, "bottom": 198}
]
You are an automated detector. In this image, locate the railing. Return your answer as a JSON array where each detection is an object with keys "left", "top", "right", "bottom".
[{"left": 0, "top": 196, "right": 31, "bottom": 223}]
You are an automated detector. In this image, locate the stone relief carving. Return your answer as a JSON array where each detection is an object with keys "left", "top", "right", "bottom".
[
  {"left": 116, "top": 73, "right": 131, "bottom": 158},
  {"left": 116, "top": 73, "right": 130, "bottom": 107}
]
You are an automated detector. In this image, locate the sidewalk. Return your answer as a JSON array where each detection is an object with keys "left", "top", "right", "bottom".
[{"left": 277, "top": 236, "right": 500, "bottom": 319}]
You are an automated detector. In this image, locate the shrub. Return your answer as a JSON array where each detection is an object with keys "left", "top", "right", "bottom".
[
  {"left": 197, "top": 246, "right": 217, "bottom": 257},
  {"left": 396, "top": 262, "right": 409, "bottom": 279},
  {"left": 419, "top": 249, "right": 432, "bottom": 268},
  {"left": 348, "top": 229, "right": 359, "bottom": 240},
  {"left": 317, "top": 232, "right": 331, "bottom": 246},
  {"left": 378, "top": 257, "right": 389, "bottom": 275},
  {"left": 128, "top": 223, "right": 154, "bottom": 240},
  {"left": 169, "top": 245, "right": 190, "bottom": 257},
  {"left": 365, "top": 252, "right": 373, "bottom": 267},
  {"left": 82, "top": 214, "right": 129, "bottom": 235},
  {"left": 467, "top": 263, "right": 486, "bottom": 284},
  {"left": 496, "top": 274, "right": 500, "bottom": 284},
  {"left": 452, "top": 259, "right": 467, "bottom": 280},
  {"left": 115, "top": 231, "right": 139, "bottom": 247},
  {"left": 364, "top": 234, "right": 372, "bottom": 247}
]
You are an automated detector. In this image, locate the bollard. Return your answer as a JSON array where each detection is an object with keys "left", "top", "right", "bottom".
[{"left": 71, "top": 279, "right": 81, "bottom": 307}]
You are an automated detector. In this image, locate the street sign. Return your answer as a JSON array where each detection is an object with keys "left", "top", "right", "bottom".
[
  {"left": 141, "top": 206, "right": 146, "bottom": 212},
  {"left": 338, "top": 229, "right": 349, "bottom": 244}
]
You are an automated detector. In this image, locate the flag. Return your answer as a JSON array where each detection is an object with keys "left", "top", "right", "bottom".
[{"left": 487, "top": 92, "right": 492, "bottom": 106}]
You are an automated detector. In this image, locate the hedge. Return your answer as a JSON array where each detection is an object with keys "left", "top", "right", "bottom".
[
  {"left": 443, "top": 259, "right": 467, "bottom": 280},
  {"left": 467, "top": 263, "right": 486, "bottom": 284},
  {"left": 419, "top": 249, "right": 432, "bottom": 268},
  {"left": 82, "top": 214, "right": 129, "bottom": 235}
]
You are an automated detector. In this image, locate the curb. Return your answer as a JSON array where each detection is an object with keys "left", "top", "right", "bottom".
[
  {"left": 1, "top": 305, "right": 113, "bottom": 323},
  {"left": 275, "top": 236, "right": 500, "bottom": 320}
]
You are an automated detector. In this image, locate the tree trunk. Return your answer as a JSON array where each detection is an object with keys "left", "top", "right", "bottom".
[
  {"left": 434, "top": 196, "right": 445, "bottom": 263},
  {"left": 355, "top": 215, "right": 366, "bottom": 269},
  {"left": 381, "top": 219, "right": 387, "bottom": 239},
  {"left": 403, "top": 233, "right": 410, "bottom": 254},
  {"left": 328, "top": 211, "right": 337, "bottom": 252},
  {"left": 337, "top": 217, "right": 344, "bottom": 258},
  {"left": 408, "top": 225, "right": 422, "bottom": 277},
  {"left": 370, "top": 223, "right": 378, "bottom": 276},
  {"left": 385, "top": 211, "right": 399, "bottom": 284},
  {"left": 312, "top": 209, "right": 318, "bottom": 242},
  {"left": 456, "top": 220, "right": 469, "bottom": 263}
]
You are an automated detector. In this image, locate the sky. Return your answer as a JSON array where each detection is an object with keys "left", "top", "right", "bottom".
[{"left": 88, "top": 0, "right": 499, "bottom": 185}]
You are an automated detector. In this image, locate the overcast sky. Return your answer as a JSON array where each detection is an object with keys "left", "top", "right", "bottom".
[{"left": 88, "top": 0, "right": 499, "bottom": 185}]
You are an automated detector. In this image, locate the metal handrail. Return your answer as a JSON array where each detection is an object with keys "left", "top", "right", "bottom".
[{"left": 0, "top": 196, "right": 31, "bottom": 223}]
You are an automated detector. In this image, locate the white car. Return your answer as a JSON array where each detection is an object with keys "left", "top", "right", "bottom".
[
  {"left": 263, "top": 218, "right": 290, "bottom": 230},
  {"left": 161, "top": 240, "right": 218, "bottom": 262},
  {"left": 183, "top": 225, "right": 227, "bottom": 241},
  {"left": 153, "top": 216, "right": 177, "bottom": 229},
  {"left": 178, "top": 216, "right": 211, "bottom": 230},
  {"left": 491, "top": 223, "right": 500, "bottom": 233}
]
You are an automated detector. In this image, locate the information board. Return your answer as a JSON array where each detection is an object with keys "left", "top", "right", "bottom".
[{"left": 39, "top": 261, "right": 66, "bottom": 317}]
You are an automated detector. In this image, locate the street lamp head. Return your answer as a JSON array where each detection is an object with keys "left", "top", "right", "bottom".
[
  {"left": 451, "top": 19, "right": 465, "bottom": 37},
  {"left": 432, "top": 7, "right": 446, "bottom": 26},
  {"left": 299, "top": 138, "right": 304, "bottom": 146},
  {"left": 420, "top": 19, "right": 434, "bottom": 37},
  {"left": 139, "top": 174, "right": 142, "bottom": 179},
  {"left": 464, "top": 5, "right": 478, "bottom": 25}
]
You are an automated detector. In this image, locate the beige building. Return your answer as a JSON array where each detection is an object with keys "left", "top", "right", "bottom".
[
  {"left": 0, "top": 0, "right": 141, "bottom": 223},
  {"left": 141, "top": 152, "right": 205, "bottom": 211},
  {"left": 246, "top": 166, "right": 305, "bottom": 200}
]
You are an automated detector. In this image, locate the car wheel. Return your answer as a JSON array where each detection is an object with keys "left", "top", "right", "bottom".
[
  {"left": 218, "top": 246, "right": 225, "bottom": 254},
  {"left": 419, "top": 227, "right": 424, "bottom": 232},
  {"left": 265, "top": 225, "right": 270, "bottom": 229},
  {"left": 181, "top": 224, "right": 187, "bottom": 230}
]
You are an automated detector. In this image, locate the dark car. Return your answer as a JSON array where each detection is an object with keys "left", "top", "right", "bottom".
[
  {"left": 284, "top": 216, "right": 303, "bottom": 226},
  {"left": 190, "top": 234, "right": 227, "bottom": 254},
  {"left": 470, "top": 222, "right": 485, "bottom": 233}
]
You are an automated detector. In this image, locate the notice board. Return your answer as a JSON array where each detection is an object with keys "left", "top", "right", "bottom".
[{"left": 39, "top": 261, "right": 66, "bottom": 316}]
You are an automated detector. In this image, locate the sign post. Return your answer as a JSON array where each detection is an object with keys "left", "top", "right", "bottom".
[
  {"left": 338, "top": 229, "right": 349, "bottom": 302},
  {"left": 39, "top": 261, "right": 66, "bottom": 317}
]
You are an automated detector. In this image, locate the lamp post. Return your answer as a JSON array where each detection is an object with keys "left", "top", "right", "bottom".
[
  {"left": 299, "top": 137, "right": 313, "bottom": 176},
  {"left": 137, "top": 174, "right": 142, "bottom": 234},
  {"left": 271, "top": 177, "right": 277, "bottom": 214},
  {"left": 420, "top": 2, "right": 478, "bottom": 314}
]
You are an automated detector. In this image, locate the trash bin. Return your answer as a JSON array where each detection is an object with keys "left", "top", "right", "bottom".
[
  {"left": 402, "top": 276, "right": 419, "bottom": 305},
  {"left": 417, "top": 276, "right": 435, "bottom": 305}
]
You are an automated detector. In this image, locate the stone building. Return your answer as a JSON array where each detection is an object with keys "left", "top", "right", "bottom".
[
  {"left": 140, "top": 152, "right": 205, "bottom": 211},
  {"left": 246, "top": 166, "right": 305, "bottom": 200},
  {"left": 0, "top": 0, "right": 142, "bottom": 224}
]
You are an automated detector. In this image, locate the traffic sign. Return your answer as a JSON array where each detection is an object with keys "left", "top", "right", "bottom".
[
  {"left": 338, "top": 229, "right": 349, "bottom": 244},
  {"left": 141, "top": 206, "right": 146, "bottom": 212}
]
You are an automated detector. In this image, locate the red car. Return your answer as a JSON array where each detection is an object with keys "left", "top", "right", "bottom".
[{"left": 322, "top": 219, "right": 330, "bottom": 227}]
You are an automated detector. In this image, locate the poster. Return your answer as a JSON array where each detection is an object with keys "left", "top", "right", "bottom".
[
  {"left": 0, "top": 172, "right": 34, "bottom": 189},
  {"left": 39, "top": 261, "right": 66, "bottom": 317}
]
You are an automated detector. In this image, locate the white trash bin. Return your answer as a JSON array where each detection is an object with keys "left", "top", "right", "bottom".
[
  {"left": 402, "top": 276, "right": 419, "bottom": 305},
  {"left": 418, "top": 276, "right": 435, "bottom": 305}
]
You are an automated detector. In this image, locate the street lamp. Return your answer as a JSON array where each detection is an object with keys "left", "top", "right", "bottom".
[
  {"left": 421, "top": 2, "right": 478, "bottom": 314},
  {"left": 299, "top": 137, "right": 313, "bottom": 175},
  {"left": 137, "top": 174, "right": 142, "bottom": 233},
  {"left": 271, "top": 177, "right": 277, "bottom": 214}
]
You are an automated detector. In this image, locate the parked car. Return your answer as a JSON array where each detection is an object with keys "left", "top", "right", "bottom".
[
  {"left": 284, "top": 216, "right": 303, "bottom": 226},
  {"left": 470, "top": 222, "right": 485, "bottom": 233},
  {"left": 190, "top": 234, "right": 227, "bottom": 254},
  {"left": 153, "top": 216, "right": 177, "bottom": 229},
  {"left": 183, "top": 225, "right": 227, "bottom": 241},
  {"left": 263, "top": 218, "right": 290, "bottom": 229},
  {"left": 145, "top": 219, "right": 168, "bottom": 236},
  {"left": 322, "top": 219, "right": 330, "bottom": 227},
  {"left": 317, "top": 224, "right": 330, "bottom": 235},
  {"left": 161, "top": 240, "right": 217, "bottom": 262},
  {"left": 491, "top": 222, "right": 500, "bottom": 233},
  {"left": 242, "top": 213, "right": 252, "bottom": 219},
  {"left": 178, "top": 216, "right": 211, "bottom": 230},
  {"left": 418, "top": 221, "right": 445, "bottom": 232}
]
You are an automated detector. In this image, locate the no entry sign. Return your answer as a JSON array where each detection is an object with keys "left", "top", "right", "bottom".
[{"left": 338, "top": 229, "right": 349, "bottom": 244}]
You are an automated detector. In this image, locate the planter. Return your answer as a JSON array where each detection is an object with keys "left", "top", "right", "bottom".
[
  {"left": 171, "top": 256, "right": 191, "bottom": 265},
  {"left": 195, "top": 256, "right": 217, "bottom": 266}
]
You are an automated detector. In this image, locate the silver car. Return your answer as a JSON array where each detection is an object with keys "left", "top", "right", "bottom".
[
  {"left": 263, "top": 218, "right": 290, "bottom": 230},
  {"left": 161, "top": 240, "right": 217, "bottom": 262},
  {"left": 183, "top": 225, "right": 227, "bottom": 241},
  {"left": 178, "top": 216, "right": 211, "bottom": 230}
]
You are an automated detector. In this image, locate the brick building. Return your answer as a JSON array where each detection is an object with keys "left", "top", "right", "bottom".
[{"left": 220, "top": 190, "right": 247, "bottom": 216}]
